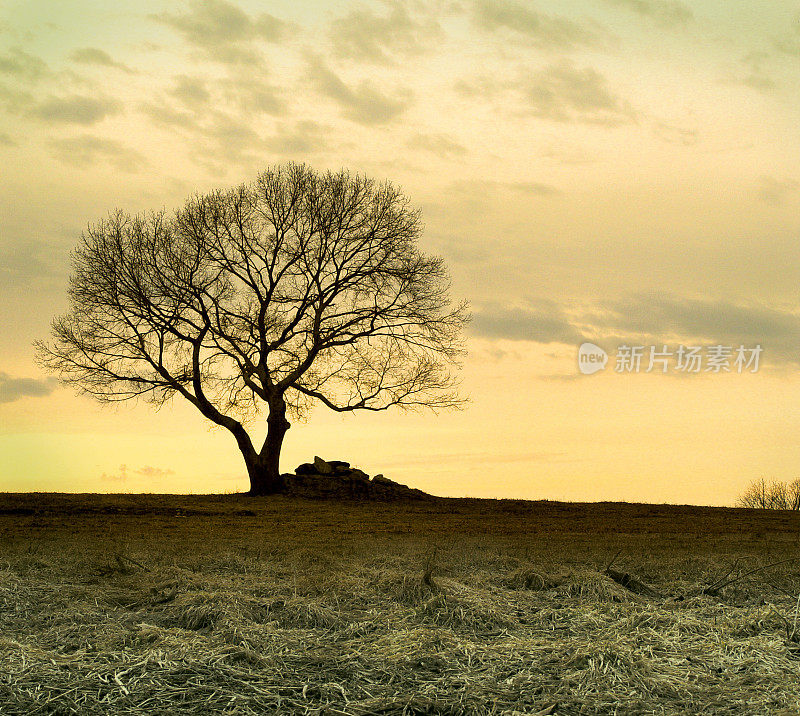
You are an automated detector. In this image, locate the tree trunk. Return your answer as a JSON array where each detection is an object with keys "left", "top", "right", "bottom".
[
  {"left": 244, "top": 456, "right": 284, "bottom": 496},
  {"left": 245, "top": 399, "right": 291, "bottom": 496}
]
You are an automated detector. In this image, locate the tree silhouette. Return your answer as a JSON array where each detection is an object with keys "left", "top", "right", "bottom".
[
  {"left": 737, "top": 477, "right": 800, "bottom": 510},
  {"left": 37, "top": 163, "right": 469, "bottom": 495}
]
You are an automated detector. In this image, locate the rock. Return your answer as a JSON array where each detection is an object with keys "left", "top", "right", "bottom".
[
  {"left": 313, "top": 456, "right": 333, "bottom": 474},
  {"left": 282, "top": 460, "right": 434, "bottom": 501}
]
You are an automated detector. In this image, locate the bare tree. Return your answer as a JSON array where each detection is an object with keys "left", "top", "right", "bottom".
[
  {"left": 787, "top": 479, "right": 800, "bottom": 511},
  {"left": 737, "top": 477, "right": 800, "bottom": 510},
  {"left": 768, "top": 481, "right": 789, "bottom": 510},
  {"left": 37, "top": 163, "right": 469, "bottom": 495},
  {"left": 737, "top": 478, "right": 771, "bottom": 509}
]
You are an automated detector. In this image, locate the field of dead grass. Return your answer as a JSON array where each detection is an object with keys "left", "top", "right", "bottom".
[{"left": 1, "top": 493, "right": 800, "bottom": 714}]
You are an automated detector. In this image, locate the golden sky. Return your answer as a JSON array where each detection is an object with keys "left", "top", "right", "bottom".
[{"left": 1, "top": 0, "right": 800, "bottom": 504}]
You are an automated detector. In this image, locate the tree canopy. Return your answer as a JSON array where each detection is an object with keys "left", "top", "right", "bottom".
[{"left": 37, "top": 163, "right": 469, "bottom": 494}]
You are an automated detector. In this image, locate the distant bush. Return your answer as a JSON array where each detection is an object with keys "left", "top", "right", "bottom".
[{"left": 737, "top": 477, "right": 800, "bottom": 510}]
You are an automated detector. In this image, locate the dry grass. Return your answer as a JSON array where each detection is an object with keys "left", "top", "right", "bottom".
[{"left": 1, "top": 493, "right": 800, "bottom": 714}]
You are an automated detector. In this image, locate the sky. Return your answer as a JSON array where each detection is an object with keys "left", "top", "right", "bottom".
[{"left": 1, "top": 0, "right": 799, "bottom": 504}]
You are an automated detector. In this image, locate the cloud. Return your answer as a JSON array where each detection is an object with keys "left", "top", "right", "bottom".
[
  {"left": 169, "top": 75, "right": 211, "bottom": 106},
  {"left": 69, "top": 47, "right": 134, "bottom": 73},
  {"left": 0, "top": 47, "right": 49, "bottom": 81},
  {"left": 739, "top": 74, "right": 775, "bottom": 92},
  {"left": 652, "top": 121, "right": 698, "bottom": 146},
  {"left": 407, "top": 132, "right": 467, "bottom": 158},
  {"left": 454, "top": 75, "right": 502, "bottom": 99},
  {"left": 140, "top": 101, "right": 197, "bottom": 130},
  {"left": 471, "top": 0, "right": 599, "bottom": 49},
  {"left": 522, "top": 61, "right": 635, "bottom": 124},
  {"left": 141, "top": 97, "right": 268, "bottom": 167},
  {"left": 757, "top": 176, "right": 799, "bottom": 206},
  {"left": 306, "top": 54, "right": 412, "bottom": 125},
  {"left": 204, "top": 112, "right": 260, "bottom": 149},
  {"left": 456, "top": 62, "right": 634, "bottom": 125},
  {"left": 222, "top": 76, "right": 283, "bottom": 115},
  {"left": 264, "top": 120, "right": 330, "bottom": 155},
  {"left": 423, "top": 178, "right": 561, "bottom": 230},
  {"left": 0, "top": 238, "right": 68, "bottom": 289},
  {"left": 330, "top": 3, "right": 443, "bottom": 64},
  {"left": 152, "top": 0, "right": 287, "bottom": 64},
  {"left": 0, "top": 372, "right": 58, "bottom": 403},
  {"left": 603, "top": 0, "right": 693, "bottom": 28},
  {"left": 102, "top": 464, "right": 174, "bottom": 482},
  {"left": 450, "top": 177, "right": 561, "bottom": 198},
  {"left": 48, "top": 135, "right": 148, "bottom": 172},
  {"left": 774, "top": 16, "right": 800, "bottom": 56},
  {"left": 164, "top": 72, "right": 283, "bottom": 117},
  {"left": 737, "top": 51, "right": 776, "bottom": 92},
  {"left": 100, "top": 472, "right": 127, "bottom": 483},
  {"left": 472, "top": 293, "right": 800, "bottom": 366},
  {"left": 775, "top": 37, "right": 800, "bottom": 56},
  {"left": 29, "top": 95, "right": 121, "bottom": 125},
  {"left": 0, "top": 82, "right": 33, "bottom": 113},
  {"left": 597, "top": 294, "right": 800, "bottom": 364},
  {"left": 505, "top": 181, "right": 562, "bottom": 196},
  {"left": 471, "top": 299, "right": 586, "bottom": 344},
  {"left": 101, "top": 465, "right": 128, "bottom": 483},
  {"left": 135, "top": 465, "right": 175, "bottom": 478}
]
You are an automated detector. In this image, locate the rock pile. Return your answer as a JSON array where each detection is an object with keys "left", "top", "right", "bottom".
[{"left": 282, "top": 456, "right": 432, "bottom": 500}]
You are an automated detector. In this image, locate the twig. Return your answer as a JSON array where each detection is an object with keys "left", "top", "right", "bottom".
[
  {"left": 422, "top": 546, "right": 438, "bottom": 590},
  {"left": 605, "top": 566, "right": 662, "bottom": 598},
  {"left": 602, "top": 551, "right": 661, "bottom": 597},
  {"left": 114, "top": 552, "right": 151, "bottom": 572},
  {"left": 113, "top": 672, "right": 130, "bottom": 695},
  {"left": 605, "top": 550, "right": 622, "bottom": 572},
  {"left": 702, "top": 558, "right": 792, "bottom": 596},
  {"left": 703, "top": 558, "right": 742, "bottom": 595}
]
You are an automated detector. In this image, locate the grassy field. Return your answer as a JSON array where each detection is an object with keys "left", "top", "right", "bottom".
[{"left": 2, "top": 493, "right": 800, "bottom": 715}]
